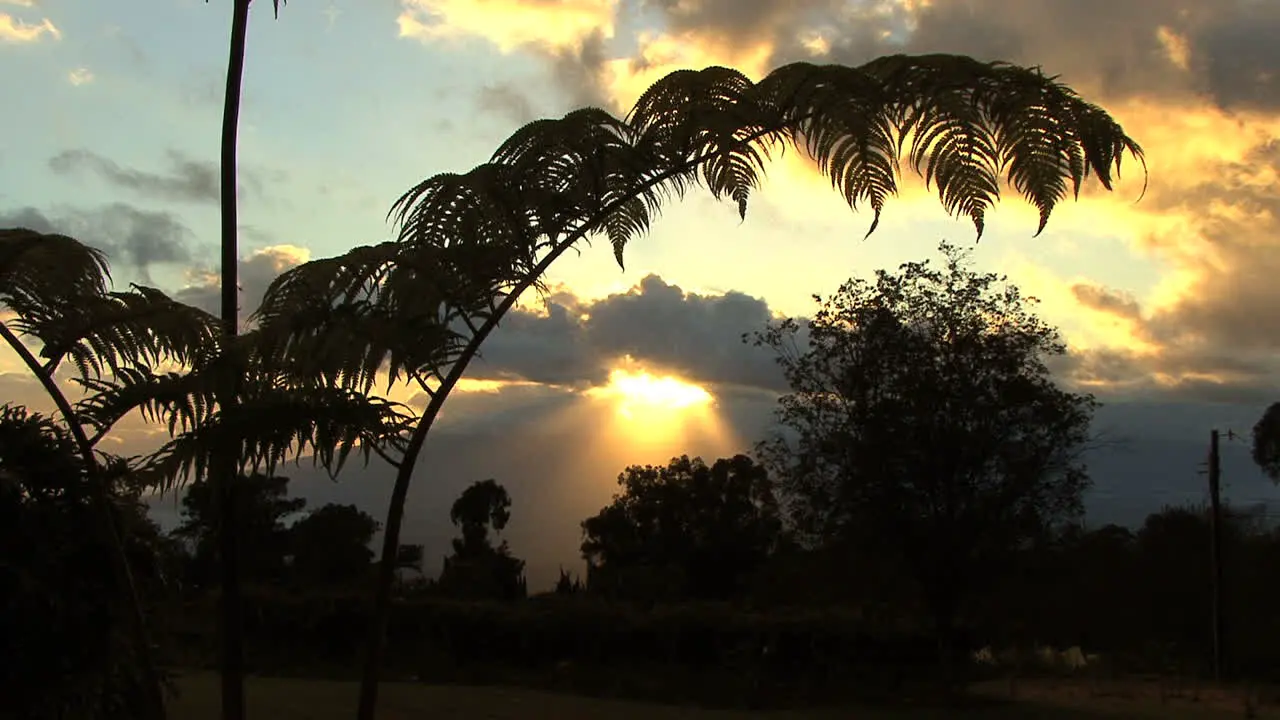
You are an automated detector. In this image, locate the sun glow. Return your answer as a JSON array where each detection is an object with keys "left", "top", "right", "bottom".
[{"left": 587, "top": 368, "right": 712, "bottom": 422}]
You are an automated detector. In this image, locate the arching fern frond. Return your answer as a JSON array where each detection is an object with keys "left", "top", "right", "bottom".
[
  {"left": 1, "top": 228, "right": 109, "bottom": 318},
  {"left": 619, "top": 54, "right": 1145, "bottom": 242},
  {"left": 74, "top": 364, "right": 220, "bottom": 443},
  {"left": 754, "top": 63, "right": 899, "bottom": 237},
  {"left": 135, "top": 384, "right": 415, "bottom": 492},
  {"left": 628, "top": 66, "right": 782, "bottom": 221},
  {"left": 252, "top": 240, "right": 523, "bottom": 395},
  {"left": 24, "top": 285, "right": 222, "bottom": 381},
  {"left": 2, "top": 229, "right": 221, "bottom": 381}
]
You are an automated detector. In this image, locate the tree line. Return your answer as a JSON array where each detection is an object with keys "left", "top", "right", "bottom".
[{"left": 13, "top": 236, "right": 1280, "bottom": 715}]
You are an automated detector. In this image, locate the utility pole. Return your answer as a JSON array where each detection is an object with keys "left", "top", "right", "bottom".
[{"left": 1208, "top": 429, "right": 1225, "bottom": 683}]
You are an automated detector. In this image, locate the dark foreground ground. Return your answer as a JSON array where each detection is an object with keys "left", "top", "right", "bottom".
[{"left": 166, "top": 672, "right": 1280, "bottom": 719}]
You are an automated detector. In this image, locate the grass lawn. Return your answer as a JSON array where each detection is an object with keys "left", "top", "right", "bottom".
[{"left": 166, "top": 672, "right": 1280, "bottom": 719}]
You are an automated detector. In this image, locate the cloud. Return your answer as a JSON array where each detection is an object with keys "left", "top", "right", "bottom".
[
  {"left": 396, "top": 0, "right": 616, "bottom": 54},
  {"left": 474, "top": 275, "right": 787, "bottom": 392},
  {"left": 0, "top": 204, "right": 193, "bottom": 283},
  {"left": 47, "top": 149, "right": 273, "bottom": 206},
  {"left": 174, "top": 245, "right": 312, "bottom": 322},
  {"left": 1072, "top": 283, "right": 1142, "bottom": 322},
  {"left": 67, "top": 67, "right": 93, "bottom": 86},
  {"left": 474, "top": 83, "right": 537, "bottom": 125},
  {"left": 0, "top": 12, "right": 58, "bottom": 43}
]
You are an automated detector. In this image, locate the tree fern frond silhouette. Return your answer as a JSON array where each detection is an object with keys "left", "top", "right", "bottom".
[
  {"left": 0, "top": 227, "right": 184, "bottom": 720},
  {"left": 257, "top": 55, "right": 1145, "bottom": 720},
  {"left": 135, "top": 379, "right": 415, "bottom": 492},
  {"left": 0, "top": 227, "right": 110, "bottom": 308}
]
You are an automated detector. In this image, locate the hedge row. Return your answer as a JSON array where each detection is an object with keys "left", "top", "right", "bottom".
[{"left": 161, "top": 592, "right": 945, "bottom": 680}]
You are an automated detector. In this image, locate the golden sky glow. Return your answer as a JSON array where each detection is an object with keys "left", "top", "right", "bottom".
[
  {"left": 581, "top": 363, "right": 732, "bottom": 453},
  {"left": 592, "top": 367, "right": 713, "bottom": 420}
]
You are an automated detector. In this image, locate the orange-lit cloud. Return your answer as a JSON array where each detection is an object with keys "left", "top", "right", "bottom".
[
  {"left": 396, "top": 0, "right": 617, "bottom": 53},
  {"left": 597, "top": 30, "right": 774, "bottom": 113},
  {"left": 0, "top": 12, "right": 58, "bottom": 43},
  {"left": 67, "top": 67, "right": 93, "bottom": 86}
]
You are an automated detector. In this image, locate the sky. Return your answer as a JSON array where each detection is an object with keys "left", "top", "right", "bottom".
[{"left": 4, "top": 0, "right": 1280, "bottom": 588}]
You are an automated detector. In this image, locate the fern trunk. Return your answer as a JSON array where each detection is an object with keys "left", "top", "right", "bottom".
[
  {"left": 216, "top": 1, "right": 251, "bottom": 719},
  {"left": 352, "top": 128, "right": 807, "bottom": 718},
  {"left": 0, "top": 324, "right": 169, "bottom": 720}
]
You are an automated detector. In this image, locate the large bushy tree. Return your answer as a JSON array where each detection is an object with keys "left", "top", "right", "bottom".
[
  {"left": 288, "top": 503, "right": 381, "bottom": 587},
  {"left": 171, "top": 473, "right": 305, "bottom": 589},
  {"left": 752, "top": 241, "right": 1097, "bottom": 663},
  {"left": 581, "top": 454, "right": 781, "bottom": 602},
  {"left": 0, "top": 405, "right": 174, "bottom": 719}
]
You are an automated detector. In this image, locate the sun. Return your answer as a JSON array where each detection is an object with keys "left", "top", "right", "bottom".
[
  {"left": 610, "top": 369, "right": 712, "bottom": 417},
  {"left": 588, "top": 368, "right": 713, "bottom": 422},
  {"left": 579, "top": 364, "right": 736, "bottom": 456}
]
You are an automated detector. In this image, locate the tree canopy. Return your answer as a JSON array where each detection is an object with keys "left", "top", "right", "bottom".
[
  {"left": 288, "top": 503, "right": 381, "bottom": 586},
  {"left": 752, "top": 241, "right": 1096, "bottom": 636},
  {"left": 172, "top": 473, "right": 305, "bottom": 589},
  {"left": 0, "top": 405, "right": 173, "bottom": 719},
  {"left": 581, "top": 454, "right": 782, "bottom": 601}
]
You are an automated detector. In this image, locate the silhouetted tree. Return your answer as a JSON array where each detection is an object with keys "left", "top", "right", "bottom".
[
  {"left": 581, "top": 454, "right": 782, "bottom": 601},
  {"left": 395, "top": 543, "right": 425, "bottom": 575},
  {"left": 0, "top": 405, "right": 174, "bottom": 718},
  {"left": 436, "top": 479, "right": 527, "bottom": 600},
  {"left": 288, "top": 503, "right": 380, "bottom": 587},
  {"left": 1252, "top": 402, "right": 1280, "bottom": 481},
  {"left": 450, "top": 478, "right": 512, "bottom": 549},
  {"left": 752, "top": 242, "right": 1096, "bottom": 669},
  {"left": 554, "top": 567, "right": 584, "bottom": 595},
  {"left": 171, "top": 473, "right": 304, "bottom": 589}
]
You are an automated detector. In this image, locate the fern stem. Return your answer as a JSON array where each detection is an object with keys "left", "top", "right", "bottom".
[
  {"left": 356, "top": 126, "right": 787, "bottom": 718},
  {"left": 0, "top": 321, "right": 169, "bottom": 720},
  {"left": 215, "top": 1, "right": 252, "bottom": 718}
]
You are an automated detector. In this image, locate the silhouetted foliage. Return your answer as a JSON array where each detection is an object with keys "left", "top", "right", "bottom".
[
  {"left": 1252, "top": 401, "right": 1280, "bottom": 481},
  {"left": 553, "top": 567, "right": 584, "bottom": 596},
  {"left": 0, "top": 404, "right": 173, "bottom": 718},
  {"left": 436, "top": 479, "right": 527, "bottom": 601},
  {"left": 395, "top": 542, "right": 425, "bottom": 575},
  {"left": 449, "top": 478, "right": 512, "bottom": 549},
  {"left": 171, "top": 473, "right": 304, "bottom": 590},
  {"left": 752, "top": 241, "right": 1096, "bottom": 654},
  {"left": 288, "top": 503, "right": 380, "bottom": 587},
  {"left": 581, "top": 454, "right": 782, "bottom": 602}
]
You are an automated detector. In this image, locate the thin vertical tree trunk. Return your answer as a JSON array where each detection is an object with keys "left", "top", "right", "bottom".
[{"left": 217, "top": 1, "right": 251, "bottom": 718}]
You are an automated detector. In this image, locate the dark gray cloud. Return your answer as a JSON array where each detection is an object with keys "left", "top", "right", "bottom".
[
  {"left": 1071, "top": 283, "right": 1142, "bottom": 321},
  {"left": 0, "top": 204, "right": 192, "bottom": 282},
  {"left": 48, "top": 148, "right": 274, "bottom": 206},
  {"left": 475, "top": 83, "right": 538, "bottom": 126},
  {"left": 541, "top": 0, "right": 1279, "bottom": 115},
  {"left": 475, "top": 274, "right": 787, "bottom": 392},
  {"left": 174, "top": 246, "right": 309, "bottom": 322},
  {"left": 547, "top": 29, "right": 613, "bottom": 109},
  {"left": 1197, "top": 2, "right": 1280, "bottom": 112}
]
